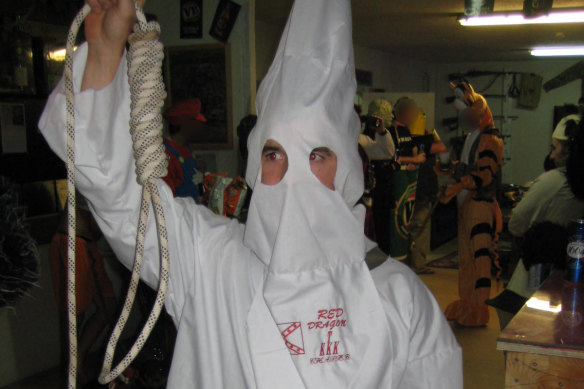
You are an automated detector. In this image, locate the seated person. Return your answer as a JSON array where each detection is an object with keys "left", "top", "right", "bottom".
[
  {"left": 509, "top": 114, "right": 584, "bottom": 237},
  {"left": 486, "top": 222, "right": 569, "bottom": 329},
  {"left": 489, "top": 114, "right": 584, "bottom": 328}
]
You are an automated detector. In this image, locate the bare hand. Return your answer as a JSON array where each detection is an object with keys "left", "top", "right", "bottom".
[
  {"left": 85, "top": 0, "right": 143, "bottom": 54},
  {"left": 461, "top": 175, "right": 475, "bottom": 189},
  {"left": 82, "top": 0, "right": 145, "bottom": 90},
  {"left": 415, "top": 152, "right": 426, "bottom": 164}
]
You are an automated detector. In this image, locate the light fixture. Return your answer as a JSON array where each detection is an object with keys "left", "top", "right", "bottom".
[
  {"left": 47, "top": 47, "right": 78, "bottom": 62},
  {"left": 459, "top": 9, "right": 584, "bottom": 26},
  {"left": 531, "top": 46, "right": 584, "bottom": 56}
]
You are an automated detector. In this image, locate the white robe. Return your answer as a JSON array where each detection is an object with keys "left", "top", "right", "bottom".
[{"left": 39, "top": 43, "right": 462, "bottom": 389}]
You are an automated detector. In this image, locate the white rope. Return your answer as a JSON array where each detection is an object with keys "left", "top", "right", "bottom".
[{"left": 64, "top": 3, "right": 169, "bottom": 388}]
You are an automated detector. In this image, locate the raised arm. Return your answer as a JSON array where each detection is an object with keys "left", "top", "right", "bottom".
[{"left": 38, "top": 0, "right": 230, "bottom": 322}]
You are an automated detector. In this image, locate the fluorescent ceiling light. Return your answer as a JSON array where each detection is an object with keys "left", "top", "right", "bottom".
[
  {"left": 459, "top": 9, "right": 584, "bottom": 26},
  {"left": 531, "top": 46, "right": 584, "bottom": 56}
]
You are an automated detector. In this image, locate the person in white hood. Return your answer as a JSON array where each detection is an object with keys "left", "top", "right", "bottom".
[{"left": 39, "top": 0, "right": 462, "bottom": 387}]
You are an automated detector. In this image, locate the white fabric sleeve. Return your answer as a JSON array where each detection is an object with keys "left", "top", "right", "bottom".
[
  {"left": 372, "top": 261, "right": 463, "bottom": 388},
  {"left": 508, "top": 170, "right": 558, "bottom": 237},
  {"left": 399, "top": 282, "right": 463, "bottom": 388},
  {"left": 38, "top": 42, "right": 228, "bottom": 321}
]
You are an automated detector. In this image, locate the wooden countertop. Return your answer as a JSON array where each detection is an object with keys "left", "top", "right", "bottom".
[{"left": 497, "top": 270, "right": 584, "bottom": 359}]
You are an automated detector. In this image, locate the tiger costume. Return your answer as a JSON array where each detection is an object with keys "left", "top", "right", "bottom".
[{"left": 444, "top": 82, "right": 504, "bottom": 327}]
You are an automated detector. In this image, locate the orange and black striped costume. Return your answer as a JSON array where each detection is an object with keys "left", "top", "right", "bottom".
[{"left": 444, "top": 82, "right": 504, "bottom": 327}]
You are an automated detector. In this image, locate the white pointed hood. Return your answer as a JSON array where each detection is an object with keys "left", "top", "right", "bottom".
[
  {"left": 244, "top": 0, "right": 365, "bottom": 268},
  {"left": 242, "top": 1, "right": 393, "bottom": 387}
]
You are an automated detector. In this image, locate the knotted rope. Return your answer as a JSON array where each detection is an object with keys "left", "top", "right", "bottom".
[{"left": 64, "top": 3, "right": 169, "bottom": 388}]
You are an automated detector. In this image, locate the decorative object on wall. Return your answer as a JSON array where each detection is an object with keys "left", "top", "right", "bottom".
[
  {"left": 355, "top": 69, "right": 373, "bottom": 87},
  {"left": 464, "top": 0, "right": 495, "bottom": 16},
  {"left": 180, "top": 0, "right": 203, "bottom": 39},
  {"left": 209, "top": 0, "right": 241, "bottom": 42},
  {"left": 508, "top": 74, "right": 521, "bottom": 98},
  {"left": 543, "top": 61, "right": 584, "bottom": 97},
  {"left": 0, "top": 175, "right": 39, "bottom": 308},
  {"left": 523, "top": 0, "right": 553, "bottom": 18},
  {"left": 518, "top": 73, "right": 543, "bottom": 108},
  {"left": 165, "top": 44, "right": 233, "bottom": 149}
]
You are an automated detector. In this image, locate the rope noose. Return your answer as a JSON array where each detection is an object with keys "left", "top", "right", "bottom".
[{"left": 64, "top": 3, "right": 169, "bottom": 388}]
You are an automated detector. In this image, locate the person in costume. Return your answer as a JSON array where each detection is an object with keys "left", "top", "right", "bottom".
[
  {"left": 388, "top": 97, "right": 426, "bottom": 261},
  {"left": 409, "top": 115, "right": 447, "bottom": 275},
  {"left": 39, "top": 0, "right": 462, "bottom": 387},
  {"left": 162, "top": 99, "right": 206, "bottom": 202},
  {"left": 358, "top": 99, "right": 398, "bottom": 254},
  {"left": 443, "top": 82, "right": 504, "bottom": 327}
]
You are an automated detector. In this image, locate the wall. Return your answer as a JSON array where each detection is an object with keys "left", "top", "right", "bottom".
[
  {"left": 353, "top": 45, "right": 432, "bottom": 93},
  {"left": 255, "top": 20, "right": 431, "bottom": 93},
  {"left": 146, "top": 0, "right": 255, "bottom": 177},
  {"left": 430, "top": 59, "right": 582, "bottom": 185}
]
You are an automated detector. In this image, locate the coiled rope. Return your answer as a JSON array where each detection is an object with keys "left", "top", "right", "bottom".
[{"left": 64, "top": 2, "right": 169, "bottom": 388}]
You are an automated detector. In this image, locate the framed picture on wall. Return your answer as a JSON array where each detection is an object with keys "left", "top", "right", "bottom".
[{"left": 164, "top": 44, "right": 233, "bottom": 150}]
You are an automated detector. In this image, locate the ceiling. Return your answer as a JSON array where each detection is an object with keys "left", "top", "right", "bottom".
[{"left": 256, "top": 0, "right": 584, "bottom": 62}]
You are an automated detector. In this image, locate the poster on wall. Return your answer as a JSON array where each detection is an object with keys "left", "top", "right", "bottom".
[
  {"left": 0, "top": 103, "right": 27, "bottom": 154},
  {"left": 181, "top": 0, "right": 203, "bottom": 39},
  {"left": 209, "top": 0, "right": 241, "bottom": 42}
]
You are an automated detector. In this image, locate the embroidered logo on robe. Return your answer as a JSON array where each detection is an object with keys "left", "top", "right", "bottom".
[{"left": 278, "top": 322, "right": 305, "bottom": 355}]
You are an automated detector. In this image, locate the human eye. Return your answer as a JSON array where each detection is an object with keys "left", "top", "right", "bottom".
[
  {"left": 310, "top": 147, "right": 332, "bottom": 162},
  {"left": 309, "top": 152, "right": 322, "bottom": 161},
  {"left": 264, "top": 151, "right": 283, "bottom": 161}
]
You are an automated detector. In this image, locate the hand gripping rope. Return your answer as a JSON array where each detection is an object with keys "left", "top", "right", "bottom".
[{"left": 64, "top": 3, "right": 169, "bottom": 388}]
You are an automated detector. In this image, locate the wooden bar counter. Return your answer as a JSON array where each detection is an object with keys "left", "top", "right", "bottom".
[{"left": 497, "top": 271, "right": 584, "bottom": 388}]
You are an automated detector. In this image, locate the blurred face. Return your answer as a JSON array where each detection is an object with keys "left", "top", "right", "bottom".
[
  {"left": 550, "top": 138, "right": 567, "bottom": 167},
  {"left": 261, "top": 140, "right": 337, "bottom": 190},
  {"left": 396, "top": 106, "right": 418, "bottom": 127}
]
